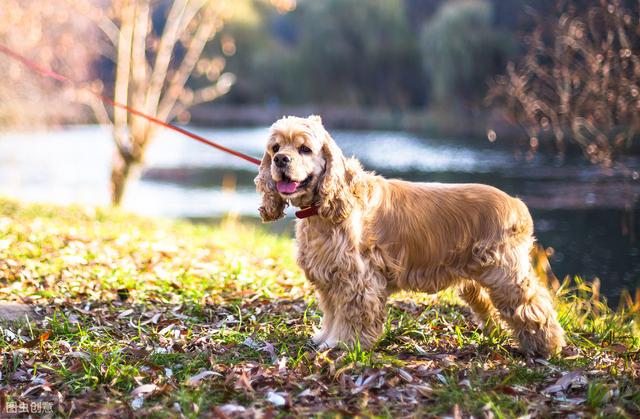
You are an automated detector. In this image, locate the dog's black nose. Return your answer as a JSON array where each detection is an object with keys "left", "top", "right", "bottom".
[{"left": 273, "top": 153, "right": 291, "bottom": 168}]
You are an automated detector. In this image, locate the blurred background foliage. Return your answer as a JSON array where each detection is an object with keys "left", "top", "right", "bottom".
[
  {"left": 215, "top": 0, "right": 518, "bottom": 110},
  {"left": 217, "top": 0, "right": 426, "bottom": 108},
  {"left": 420, "top": 0, "right": 513, "bottom": 111},
  {"left": 1, "top": 0, "right": 639, "bottom": 152}
]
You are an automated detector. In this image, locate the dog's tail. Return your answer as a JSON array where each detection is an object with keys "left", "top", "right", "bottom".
[{"left": 509, "top": 197, "right": 535, "bottom": 244}]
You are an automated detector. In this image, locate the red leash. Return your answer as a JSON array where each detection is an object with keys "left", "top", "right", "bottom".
[
  {"left": 0, "top": 44, "right": 318, "bottom": 219},
  {"left": 0, "top": 44, "right": 261, "bottom": 166}
]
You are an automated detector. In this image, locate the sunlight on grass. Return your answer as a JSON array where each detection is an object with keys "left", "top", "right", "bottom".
[{"left": 0, "top": 197, "right": 639, "bottom": 417}]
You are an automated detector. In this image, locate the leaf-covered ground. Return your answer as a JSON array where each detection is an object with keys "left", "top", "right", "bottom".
[{"left": 0, "top": 198, "right": 639, "bottom": 418}]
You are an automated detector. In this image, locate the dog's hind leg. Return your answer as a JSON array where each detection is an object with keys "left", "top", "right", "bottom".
[
  {"left": 479, "top": 244, "right": 566, "bottom": 357},
  {"left": 458, "top": 280, "right": 501, "bottom": 334}
]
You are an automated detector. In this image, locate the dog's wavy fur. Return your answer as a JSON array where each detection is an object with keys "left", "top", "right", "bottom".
[{"left": 255, "top": 115, "right": 566, "bottom": 357}]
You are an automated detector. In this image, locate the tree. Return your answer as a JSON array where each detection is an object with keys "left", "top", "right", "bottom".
[
  {"left": 68, "top": 0, "right": 247, "bottom": 205},
  {"left": 488, "top": 0, "right": 640, "bottom": 166},
  {"left": 294, "top": 0, "right": 425, "bottom": 108},
  {"left": 420, "top": 0, "right": 513, "bottom": 111},
  {"left": 2, "top": 0, "right": 275, "bottom": 204}
]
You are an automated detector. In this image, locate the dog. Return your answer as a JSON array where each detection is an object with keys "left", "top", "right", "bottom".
[{"left": 255, "top": 115, "right": 566, "bottom": 357}]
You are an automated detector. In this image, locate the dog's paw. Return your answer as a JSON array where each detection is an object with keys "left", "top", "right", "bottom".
[
  {"left": 311, "top": 332, "right": 323, "bottom": 345},
  {"left": 316, "top": 339, "right": 338, "bottom": 351}
]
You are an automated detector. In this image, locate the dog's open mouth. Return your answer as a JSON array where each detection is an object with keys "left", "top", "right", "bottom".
[{"left": 276, "top": 174, "right": 312, "bottom": 194}]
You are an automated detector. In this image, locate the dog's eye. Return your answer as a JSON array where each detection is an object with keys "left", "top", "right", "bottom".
[
  {"left": 272, "top": 144, "right": 280, "bottom": 153},
  {"left": 299, "top": 145, "right": 312, "bottom": 154}
]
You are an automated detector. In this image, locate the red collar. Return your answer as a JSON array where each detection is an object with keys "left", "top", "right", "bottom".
[{"left": 295, "top": 205, "right": 319, "bottom": 219}]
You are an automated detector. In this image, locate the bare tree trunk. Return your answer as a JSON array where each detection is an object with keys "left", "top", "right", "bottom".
[
  {"left": 110, "top": 149, "right": 134, "bottom": 206},
  {"left": 110, "top": 129, "right": 147, "bottom": 206}
]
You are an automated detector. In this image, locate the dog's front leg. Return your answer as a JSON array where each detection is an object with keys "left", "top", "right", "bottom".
[
  {"left": 311, "top": 292, "right": 336, "bottom": 345},
  {"left": 315, "top": 271, "right": 387, "bottom": 350}
]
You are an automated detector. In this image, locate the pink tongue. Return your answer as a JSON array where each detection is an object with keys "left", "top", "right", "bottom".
[{"left": 277, "top": 181, "right": 299, "bottom": 193}]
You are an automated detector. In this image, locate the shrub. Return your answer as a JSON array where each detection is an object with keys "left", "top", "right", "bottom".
[{"left": 420, "top": 0, "right": 512, "bottom": 110}]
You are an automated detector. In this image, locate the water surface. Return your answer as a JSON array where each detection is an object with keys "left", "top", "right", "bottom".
[{"left": 1, "top": 125, "right": 638, "bottom": 300}]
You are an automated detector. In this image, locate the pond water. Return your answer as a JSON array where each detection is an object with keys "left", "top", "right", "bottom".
[{"left": 1, "top": 125, "right": 638, "bottom": 302}]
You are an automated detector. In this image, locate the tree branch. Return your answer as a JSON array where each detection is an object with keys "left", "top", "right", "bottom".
[
  {"left": 167, "top": 74, "right": 235, "bottom": 121},
  {"left": 129, "top": 0, "right": 151, "bottom": 141},
  {"left": 143, "top": 0, "right": 191, "bottom": 118},
  {"left": 157, "top": 5, "right": 222, "bottom": 121},
  {"left": 62, "top": 0, "right": 119, "bottom": 47},
  {"left": 113, "top": 0, "right": 135, "bottom": 158}
]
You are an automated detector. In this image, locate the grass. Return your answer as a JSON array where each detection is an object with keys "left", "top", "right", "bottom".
[{"left": 0, "top": 197, "right": 639, "bottom": 417}]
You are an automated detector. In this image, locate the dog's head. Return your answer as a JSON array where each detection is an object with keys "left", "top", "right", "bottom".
[{"left": 254, "top": 115, "right": 358, "bottom": 223}]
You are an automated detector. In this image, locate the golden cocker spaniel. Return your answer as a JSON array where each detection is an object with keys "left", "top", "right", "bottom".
[{"left": 255, "top": 115, "right": 565, "bottom": 357}]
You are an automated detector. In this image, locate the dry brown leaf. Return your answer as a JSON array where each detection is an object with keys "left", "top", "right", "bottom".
[
  {"left": 117, "top": 309, "right": 134, "bottom": 319},
  {"left": 22, "top": 331, "right": 50, "bottom": 349},
  {"left": 542, "top": 371, "right": 587, "bottom": 393},
  {"left": 131, "top": 383, "right": 158, "bottom": 397},
  {"left": 265, "top": 391, "right": 287, "bottom": 407},
  {"left": 186, "top": 370, "right": 221, "bottom": 387}
]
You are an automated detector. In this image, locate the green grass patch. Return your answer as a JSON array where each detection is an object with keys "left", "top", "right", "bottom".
[{"left": 0, "top": 197, "right": 639, "bottom": 417}]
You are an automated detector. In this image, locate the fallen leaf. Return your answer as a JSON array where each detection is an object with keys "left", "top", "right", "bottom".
[
  {"left": 237, "top": 369, "right": 254, "bottom": 392},
  {"left": 186, "top": 370, "right": 221, "bottom": 386},
  {"left": 262, "top": 342, "right": 276, "bottom": 361},
  {"left": 243, "top": 336, "right": 260, "bottom": 349},
  {"left": 459, "top": 379, "right": 471, "bottom": 388},
  {"left": 216, "top": 403, "right": 246, "bottom": 416},
  {"left": 131, "top": 383, "right": 158, "bottom": 397},
  {"left": 352, "top": 372, "right": 383, "bottom": 394},
  {"left": 397, "top": 368, "right": 413, "bottom": 383},
  {"left": 542, "top": 371, "right": 587, "bottom": 393},
  {"left": 159, "top": 324, "right": 174, "bottom": 335},
  {"left": 414, "top": 384, "right": 434, "bottom": 398},
  {"left": 535, "top": 358, "right": 561, "bottom": 372},
  {"left": 277, "top": 357, "right": 287, "bottom": 374},
  {"left": 494, "top": 385, "right": 518, "bottom": 395},
  {"left": 20, "top": 385, "right": 42, "bottom": 397},
  {"left": 118, "top": 309, "right": 134, "bottom": 319},
  {"left": 606, "top": 343, "right": 627, "bottom": 353},
  {"left": 555, "top": 396, "right": 586, "bottom": 405},
  {"left": 414, "top": 344, "right": 429, "bottom": 355},
  {"left": 67, "top": 351, "right": 90, "bottom": 360},
  {"left": 266, "top": 391, "right": 286, "bottom": 407},
  {"left": 298, "top": 388, "right": 319, "bottom": 398},
  {"left": 22, "top": 331, "right": 51, "bottom": 349},
  {"left": 39, "top": 331, "right": 51, "bottom": 344},
  {"left": 131, "top": 395, "right": 144, "bottom": 410}
]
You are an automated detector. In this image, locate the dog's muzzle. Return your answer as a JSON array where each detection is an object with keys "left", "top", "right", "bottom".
[{"left": 276, "top": 173, "right": 313, "bottom": 194}]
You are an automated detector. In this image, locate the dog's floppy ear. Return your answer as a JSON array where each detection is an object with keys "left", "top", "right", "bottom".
[
  {"left": 317, "top": 132, "right": 356, "bottom": 223},
  {"left": 254, "top": 151, "right": 286, "bottom": 222}
]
